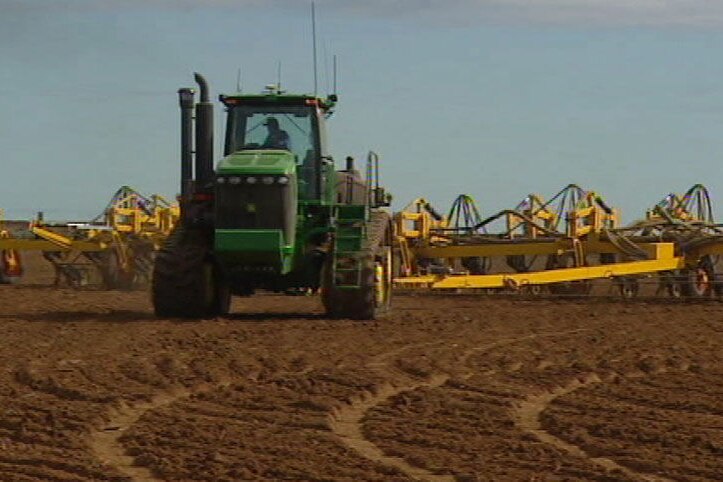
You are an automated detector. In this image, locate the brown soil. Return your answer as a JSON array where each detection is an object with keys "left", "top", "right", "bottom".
[{"left": 0, "top": 252, "right": 720, "bottom": 481}]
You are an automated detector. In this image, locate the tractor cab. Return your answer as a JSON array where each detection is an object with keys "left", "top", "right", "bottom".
[{"left": 219, "top": 89, "right": 336, "bottom": 201}]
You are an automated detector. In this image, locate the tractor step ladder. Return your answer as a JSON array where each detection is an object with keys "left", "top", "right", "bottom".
[{"left": 333, "top": 206, "right": 367, "bottom": 289}]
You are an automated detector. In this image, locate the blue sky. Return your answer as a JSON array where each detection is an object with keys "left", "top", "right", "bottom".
[{"left": 3, "top": 1, "right": 723, "bottom": 223}]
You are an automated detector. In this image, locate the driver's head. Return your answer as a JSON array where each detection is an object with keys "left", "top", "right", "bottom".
[{"left": 264, "top": 117, "right": 279, "bottom": 131}]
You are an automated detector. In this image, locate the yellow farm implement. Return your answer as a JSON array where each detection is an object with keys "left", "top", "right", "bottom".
[
  {"left": 393, "top": 184, "right": 723, "bottom": 299},
  {"left": 0, "top": 187, "right": 179, "bottom": 288},
  {"left": 4, "top": 182, "right": 723, "bottom": 300}
]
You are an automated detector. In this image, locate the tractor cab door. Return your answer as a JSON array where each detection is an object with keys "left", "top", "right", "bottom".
[{"left": 315, "top": 111, "right": 335, "bottom": 204}]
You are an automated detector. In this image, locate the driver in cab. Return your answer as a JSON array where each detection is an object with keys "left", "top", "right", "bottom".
[{"left": 262, "top": 117, "right": 291, "bottom": 150}]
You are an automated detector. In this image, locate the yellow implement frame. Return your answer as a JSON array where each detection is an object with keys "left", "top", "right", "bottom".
[
  {"left": 506, "top": 194, "right": 560, "bottom": 239},
  {"left": 411, "top": 238, "right": 675, "bottom": 260},
  {"left": 393, "top": 185, "right": 723, "bottom": 298},
  {"left": 396, "top": 258, "right": 686, "bottom": 289},
  {"left": 0, "top": 187, "right": 178, "bottom": 288}
]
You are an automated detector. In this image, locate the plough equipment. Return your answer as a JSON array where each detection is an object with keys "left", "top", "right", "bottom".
[
  {"left": 0, "top": 187, "right": 178, "bottom": 288},
  {"left": 393, "top": 184, "right": 723, "bottom": 299}
]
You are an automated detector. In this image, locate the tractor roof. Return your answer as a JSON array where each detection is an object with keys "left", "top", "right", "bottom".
[{"left": 219, "top": 93, "right": 336, "bottom": 112}]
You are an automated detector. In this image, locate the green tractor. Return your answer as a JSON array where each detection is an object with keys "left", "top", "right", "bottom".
[{"left": 152, "top": 73, "right": 393, "bottom": 319}]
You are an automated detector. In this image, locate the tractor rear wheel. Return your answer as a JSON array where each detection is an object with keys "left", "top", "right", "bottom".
[
  {"left": 152, "top": 227, "right": 229, "bottom": 318},
  {"left": 322, "top": 211, "right": 393, "bottom": 320}
]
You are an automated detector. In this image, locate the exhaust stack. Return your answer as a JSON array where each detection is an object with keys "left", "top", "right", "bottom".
[{"left": 193, "top": 72, "right": 214, "bottom": 185}]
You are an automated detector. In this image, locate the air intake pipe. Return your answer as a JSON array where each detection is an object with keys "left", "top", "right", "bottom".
[
  {"left": 178, "top": 87, "right": 195, "bottom": 198},
  {"left": 193, "top": 72, "right": 214, "bottom": 185}
]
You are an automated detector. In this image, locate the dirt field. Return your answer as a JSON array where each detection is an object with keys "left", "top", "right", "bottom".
[{"left": 0, "top": 253, "right": 721, "bottom": 481}]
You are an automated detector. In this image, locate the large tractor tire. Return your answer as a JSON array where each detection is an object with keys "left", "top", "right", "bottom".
[
  {"left": 152, "top": 227, "right": 230, "bottom": 318},
  {"left": 322, "top": 211, "right": 393, "bottom": 320}
]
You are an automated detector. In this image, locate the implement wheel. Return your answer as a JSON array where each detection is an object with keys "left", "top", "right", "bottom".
[
  {"left": 322, "top": 211, "right": 393, "bottom": 320},
  {"left": 152, "top": 227, "right": 229, "bottom": 318},
  {"left": 506, "top": 255, "right": 535, "bottom": 273},
  {"left": 462, "top": 256, "right": 489, "bottom": 275},
  {"left": 520, "top": 284, "right": 544, "bottom": 296},
  {"left": 616, "top": 277, "right": 639, "bottom": 300},
  {"left": 545, "top": 253, "right": 592, "bottom": 296},
  {"left": 663, "top": 272, "right": 684, "bottom": 299},
  {"left": 98, "top": 250, "right": 135, "bottom": 290},
  {"left": 681, "top": 256, "right": 715, "bottom": 298}
]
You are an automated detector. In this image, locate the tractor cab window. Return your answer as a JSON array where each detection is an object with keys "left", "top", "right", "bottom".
[{"left": 226, "top": 104, "right": 320, "bottom": 198}]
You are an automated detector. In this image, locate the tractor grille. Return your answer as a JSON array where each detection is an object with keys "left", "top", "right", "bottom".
[{"left": 215, "top": 175, "right": 296, "bottom": 238}]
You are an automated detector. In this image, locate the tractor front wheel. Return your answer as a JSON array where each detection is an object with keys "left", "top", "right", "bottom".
[{"left": 152, "top": 227, "right": 229, "bottom": 318}]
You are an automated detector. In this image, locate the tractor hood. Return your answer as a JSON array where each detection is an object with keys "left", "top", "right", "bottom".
[
  {"left": 216, "top": 150, "right": 296, "bottom": 176},
  {"left": 214, "top": 149, "right": 298, "bottom": 276}
]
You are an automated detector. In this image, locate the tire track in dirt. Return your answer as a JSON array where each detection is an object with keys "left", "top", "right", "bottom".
[
  {"left": 512, "top": 372, "right": 676, "bottom": 482},
  {"left": 329, "top": 329, "right": 589, "bottom": 482},
  {"left": 330, "top": 375, "right": 455, "bottom": 482},
  {"left": 88, "top": 364, "right": 315, "bottom": 481},
  {"left": 89, "top": 382, "right": 230, "bottom": 482},
  {"left": 330, "top": 340, "right": 454, "bottom": 481}
]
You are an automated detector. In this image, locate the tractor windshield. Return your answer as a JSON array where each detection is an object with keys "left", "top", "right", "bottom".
[
  {"left": 225, "top": 104, "right": 319, "bottom": 168},
  {"left": 225, "top": 103, "right": 322, "bottom": 199}
]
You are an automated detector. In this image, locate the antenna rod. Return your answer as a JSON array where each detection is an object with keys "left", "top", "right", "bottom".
[
  {"left": 323, "top": 40, "right": 330, "bottom": 95},
  {"left": 312, "top": 1, "right": 318, "bottom": 96},
  {"left": 333, "top": 54, "right": 337, "bottom": 96},
  {"left": 236, "top": 68, "right": 241, "bottom": 92},
  {"left": 277, "top": 61, "right": 282, "bottom": 91}
]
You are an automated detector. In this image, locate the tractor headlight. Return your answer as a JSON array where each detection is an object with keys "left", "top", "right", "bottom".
[
  {"left": 262, "top": 176, "right": 274, "bottom": 185},
  {"left": 277, "top": 176, "right": 289, "bottom": 185},
  {"left": 229, "top": 176, "right": 242, "bottom": 185},
  {"left": 246, "top": 176, "right": 258, "bottom": 185},
  {"left": 217, "top": 177, "right": 226, "bottom": 184}
]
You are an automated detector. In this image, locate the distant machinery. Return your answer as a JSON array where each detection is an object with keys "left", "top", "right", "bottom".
[
  {"left": 0, "top": 187, "right": 179, "bottom": 288},
  {"left": 393, "top": 184, "right": 723, "bottom": 299}
]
